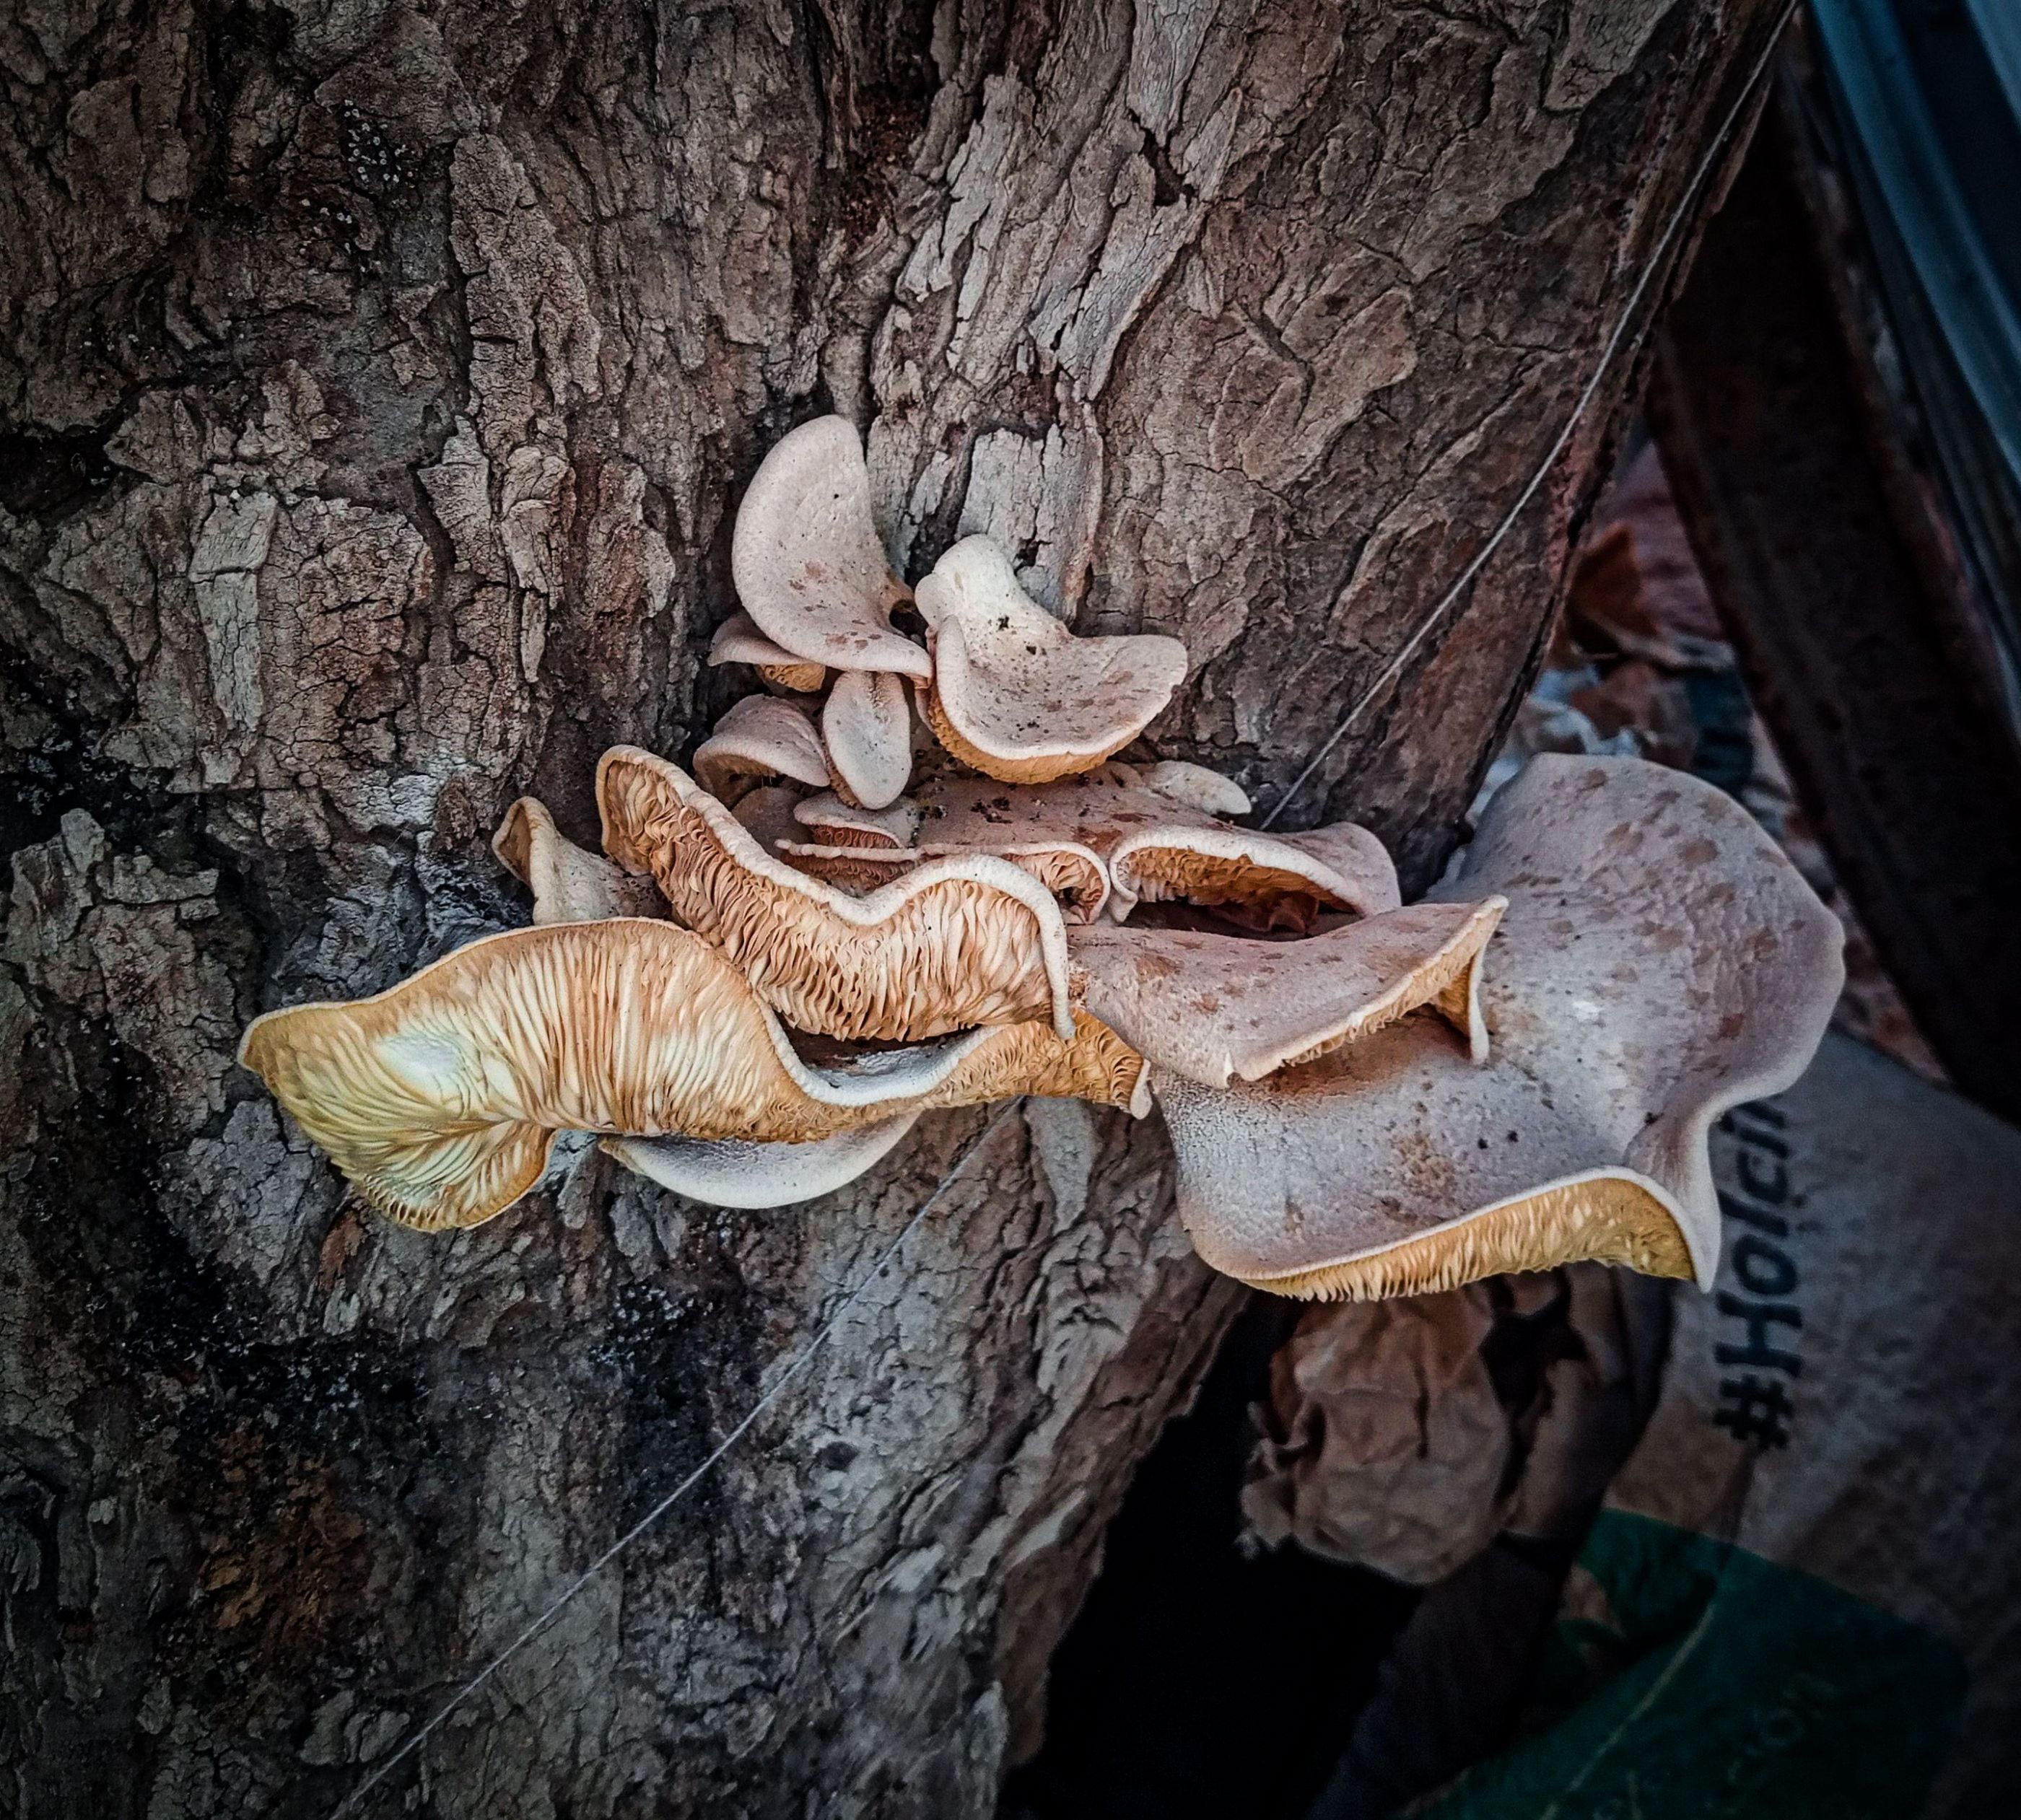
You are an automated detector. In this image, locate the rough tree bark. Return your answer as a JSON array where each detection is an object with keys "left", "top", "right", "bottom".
[{"left": 1, "top": 2, "right": 1779, "bottom": 1814}]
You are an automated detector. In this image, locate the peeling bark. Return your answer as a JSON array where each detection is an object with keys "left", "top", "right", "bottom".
[{"left": 1, "top": 2, "right": 1779, "bottom": 1814}]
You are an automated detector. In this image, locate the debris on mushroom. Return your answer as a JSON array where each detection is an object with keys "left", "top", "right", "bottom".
[
  {"left": 1156, "top": 756, "right": 1843, "bottom": 1302},
  {"left": 1068, "top": 898, "right": 1505, "bottom": 1089},
  {"left": 598, "top": 744, "right": 1078, "bottom": 1041},
  {"left": 238, "top": 917, "right": 1147, "bottom": 1228},
  {"left": 707, "top": 611, "right": 826, "bottom": 694},
  {"left": 492, "top": 797, "right": 667, "bottom": 924},
  {"left": 914, "top": 536, "right": 1189, "bottom": 783},
  {"left": 821, "top": 668, "right": 914, "bottom": 809},
  {"left": 730, "top": 415, "right": 930, "bottom": 681}
]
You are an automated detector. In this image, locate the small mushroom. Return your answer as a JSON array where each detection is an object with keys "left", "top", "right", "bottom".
[
  {"left": 707, "top": 611, "right": 826, "bottom": 694},
  {"left": 1155, "top": 756, "right": 1844, "bottom": 1301},
  {"left": 821, "top": 668, "right": 913, "bottom": 809},
  {"left": 914, "top": 537, "right": 1189, "bottom": 783},
  {"left": 1068, "top": 898, "right": 1506, "bottom": 1089},
  {"left": 908, "top": 771, "right": 1399, "bottom": 928},
  {"left": 492, "top": 797, "right": 667, "bottom": 924},
  {"left": 598, "top": 744, "right": 1078, "bottom": 1041},
  {"left": 793, "top": 792, "right": 922, "bottom": 849},
  {"left": 238, "top": 917, "right": 1145, "bottom": 1228},
  {"left": 691, "top": 694, "right": 833, "bottom": 802},
  {"left": 730, "top": 416, "right": 930, "bottom": 681},
  {"left": 603, "top": 1116, "right": 920, "bottom": 1209}
]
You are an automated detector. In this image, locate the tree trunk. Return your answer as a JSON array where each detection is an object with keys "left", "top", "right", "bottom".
[{"left": 1, "top": 3, "right": 1780, "bottom": 1814}]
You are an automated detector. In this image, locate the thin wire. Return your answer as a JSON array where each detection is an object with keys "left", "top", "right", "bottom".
[
  {"left": 333, "top": 1103, "right": 1019, "bottom": 1817},
  {"left": 1260, "top": 0, "right": 1800, "bottom": 831}
]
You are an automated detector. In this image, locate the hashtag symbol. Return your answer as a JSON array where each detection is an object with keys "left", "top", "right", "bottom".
[{"left": 1713, "top": 1374, "right": 1794, "bottom": 1448}]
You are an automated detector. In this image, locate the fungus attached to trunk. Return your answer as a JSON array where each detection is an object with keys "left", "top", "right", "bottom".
[
  {"left": 730, "top": 416, "right": 930, "bottom": 681},
  {"left": 598, "top": 745, "right": 1078, "bottom": 1041},
  {"left": 492, "top": 797, "right": 667, "bottom": 924},
  {"left": 1155, "top": 756, "right": 1843, "bottom": 1301},
  {"left": 1068, "top": 898, "right": 1505, "bottom": 1089},
  {"left": 239, "top": 918, "right": 1148, "bottom": 1228},
  {"left": 914, "top": 537, "right": 1189, "bottom": 783},
  {"left": 691, "top": 694, "right": 832, "bottom": 801},
  {"left": 821, "top": 668, "right": 914, "bottom": 809},
  {"left": 707, "top": 611, "right": 826, "bottom": 694}
]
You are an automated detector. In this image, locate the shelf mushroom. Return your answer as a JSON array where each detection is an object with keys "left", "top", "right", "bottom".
[
  {"left": 707, "top": 611, "right": 826, "bottom": 694},
  {"left": 598, "top": 745, "right": 1079, "bottom": 1041},
  {"left": 1153, "top": 756, "right": 1843, "bottom": 1301},
  {"left": 237, "top": 918, "right": 1148, "bottom": 1229},
  {"left": 1068, "top": 898, "right": 1506, "bottom": 1090},
  {"left": 915, "top": 537, "right": 1189, "bottom": 783},
  {"left": 691, "top": 694, "right": 832, "bottom": 802}
]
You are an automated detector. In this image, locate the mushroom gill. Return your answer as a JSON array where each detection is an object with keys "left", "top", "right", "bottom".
[
  {"left": 1154, "top": 756, "right": 1844, "bottom": 1300},
  {"left": 240, "top": 918, "right": 1145, "bottom": 1229},
  {"left": 598, "top": 744, "right": 1078, "bottom": 1041},
  {"left": 914, "top": 537, "right": 1189, "bottom": 783}
]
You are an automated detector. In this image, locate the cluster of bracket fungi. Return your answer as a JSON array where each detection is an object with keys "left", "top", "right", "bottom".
[{"left": 240, "top": 419, "right": 1846, "bottom": 1303}]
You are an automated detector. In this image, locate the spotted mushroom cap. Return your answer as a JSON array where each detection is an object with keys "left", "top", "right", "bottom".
[
  {"left": 914, "top": 537, "right": 1189, "bottom": 783},
  {"left": 730, "top": 416, "right": 930, "bottom": 680},
  {"left": 1068, "top": 898, "right": 1505, "bottom": 1090},
  {"left": 1155, "top": 756, "right": 1844, "bottom": 1301}
]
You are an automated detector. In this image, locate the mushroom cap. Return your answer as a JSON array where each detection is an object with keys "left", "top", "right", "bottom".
[
  {"left": 915, "top": 537, "right": 1190, "bottom": 782},
  {"left": 707, "top": 611, "right": 826, "bottom": 694},
  {"left": 603, "top": 1116, "right": 920, "bottom": 1209},
  {"left": 821, "top": 668, "right": 913, "bottom": 810},
  {"left": 907, "top": 771, "right": 1399, "bottom": 926},
  {"left": 1107, "top": 815, "right": 1399, "bottom": 927},
  {"left": 240, "top": 916, "right": 1146, "bottom": 1229},
  {"left": 692, "top": 694, "right": 833, "bottom": 799},
  {"left": 729, "top": 416, "right": 930, "bottom": 680},
  {"left": 492, "top": 797, "right": 667, "bottom": 924},
  {"left": 792, "top": 792, "right": 922, "bottom": 849},
  {"left": 598, "top": 744, "right": 1078, "bottom": 1041},
  {"left": 1156, "top": 756, "right": 1844, "bottom": 1300},
  {"left": 1069, "top": 898, "right": 1505, "bottom": 1089},
  {"left": 1138, "top": 760, "right": 1252, "bottom": 818}
]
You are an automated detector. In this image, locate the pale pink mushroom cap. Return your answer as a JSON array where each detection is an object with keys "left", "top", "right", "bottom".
[
  {"left": 1069, "top": 898, "right": 1506, "bottom": 1089},
  {"left": 729, "top": 416, "right": 930, "bottom": 680},
  {"left": 915, "top": 537, "right": 1189, "bottom": 783},
  {"left": 821, "top": 668, "right": 914, "bottom": 810},
  {"left": 707, "top": 611, "right": 826, "bottom": 694},
  {"left": 1156, "top": 756, "right": 1845, "bottom": 1300},
  {"left": 692, "top": 694, "right": 833, "bottom": 800},
  {"left": 492, "top": 797, "right": 668, "bottom": 924}
]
